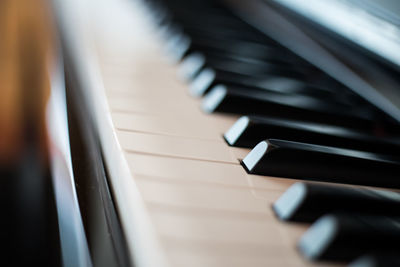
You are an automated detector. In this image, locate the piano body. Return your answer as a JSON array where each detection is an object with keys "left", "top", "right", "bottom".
[{"left": 49, "top": 0, "right": 400, "bottom": 266}]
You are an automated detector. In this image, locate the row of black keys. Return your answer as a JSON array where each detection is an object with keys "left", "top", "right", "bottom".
[
  {"left": 151, "top": 0, "right": 400, "bottom": 135},
  {"left": 144, "top": 0, "right": 400, "bottom": 265},
  {"left": 274, "top": 182, "right": 400, "bottom": 266},
  {"left": 149, "top": 0, "right": 400, "bottom": 190}
]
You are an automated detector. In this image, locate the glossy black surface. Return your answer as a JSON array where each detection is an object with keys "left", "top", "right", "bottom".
[
  {"left": 273, "top": 182, "right": 400, "bottom": 222},
  {"left": 242, "top": 139, "right": 400, "bottom": 188},
  {"left": 349, "top": 253, "right": 400, "bottom": 267},
  {"left": 155, "top": 0, "right": 400, "bottom": 136},
  {"left": 298, "top": 214, "right": 400, "bottom": 261},
  {"left": 203, "top": 85, "right": 377, "bottom": 130},
  {"left": 224, "top": 115, "right": 400, "bottom": 155}
]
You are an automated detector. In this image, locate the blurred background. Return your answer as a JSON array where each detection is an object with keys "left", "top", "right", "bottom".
[{"left": 0, "top": 0, "right": 60, "bottom": 265}]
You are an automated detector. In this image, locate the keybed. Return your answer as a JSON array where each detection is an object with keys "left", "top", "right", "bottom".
[{"left": 55, "top": 0, "right": 400, "bottom": 266}]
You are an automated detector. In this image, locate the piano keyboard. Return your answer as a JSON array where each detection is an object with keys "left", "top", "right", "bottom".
[{"left": 54, "top": 0, "right": 400, "bottom": 266}]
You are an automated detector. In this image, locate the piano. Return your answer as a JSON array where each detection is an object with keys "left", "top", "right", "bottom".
[{"left": 45, "top": 0, "right": 400, "bottom": 266}]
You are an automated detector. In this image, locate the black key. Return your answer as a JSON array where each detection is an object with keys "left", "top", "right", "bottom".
[
  {"left": 298, "top": 214, "right": 400, "bottom": 261},
  {"left": 206, "top": 57, "right": 306, "bottom": 78},
  {"left": 188, "top": 52, "right": 311, "bottom": 87},
  {"left": 272, "top": 182, "right": 400, "bottom": 222},
  {"left": 190, "top": 67, "right": 217, "bottom": 96},
  {"left": 182, "top": 21, "right": 274, "bottom": 44},
  {"left": 163, "top": 32, "right": 192, "bottom": 63},
  {"left": 160, "top": 23, "right": 183, "bottom": 42},
  {"left": 191, "top": 69, "right": 276, "bottom": 96},
  {"left": 349, "top": 253, "right": 400, "bottom": 267},
  {"left": 189, "top": 68, "right": 272, "bottom": 96},
  {"left": 232, "top": 76, "right": 361, "bottom": 107},
  {"left": 210, "top": 57, "right": 361, "bottom": 103},
  {"left": 251, "top": 77, "right": 366, "bottom": 106},
  {"left": 250, "top": 77, "right": 330, "bottom": 95},
  {"left": 242, "top": 139, "right": 400, "bottom": 188},
  {"left": 187, "top": 38, "right": 300, "bottom": 66},
  {"left": 171, "top": 9, "right": 257, "bottom": 35},
  {"left": 202, "top": 85, "right": 376, "bottom": 130},
  {"left": 149, "top": 4, "right": 170, "bottom": 25},
  {"left": 159, "top": 24, "right": 199, "bottom": 62},
  {"left": 171, "top": 32, "right": 270, "bottom": 61},
  {"left": 224, "top": 116, "right": 400, "bottom": 155},
  {"left": 178, "top": 52, "right": 206, "bottom": 80},
  {"left": 179, "top": 52, "right": 298, "bottom": 82},
  {"left": 186, "top": 58, "right": 354, "bottom": 106},
  {"left": 186, "top": 33, "right": 278, "bottom": 52}
]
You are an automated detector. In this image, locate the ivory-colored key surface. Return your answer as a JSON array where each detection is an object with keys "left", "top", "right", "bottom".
[
  {"left": 54, "top": 0, "right": 342, "bottom": 266},
  {"left": 112, "top": 112, "right": 223, "bottom": 140},
  {"left": 117, "top": 131, "right": 238, "bottom": 163}
]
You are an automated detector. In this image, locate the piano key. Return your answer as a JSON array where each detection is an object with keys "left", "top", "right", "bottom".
[
  {"left": 185, "top": 37, "right": 297, "bottom": 65},
  {"left": 149, "top": 4, "right": 170, "bottom": 25},
  {"left": 112, "top": 112, "right": 222, "bottom": 140},
  {"left": 187, "top": 57, "right": 315, "bottom": 95},
  {"left": 65, "top": 0, "right": 400, "bottom": 265},
  {"left": 170, "top": 27, "right": 378, "bottom": 109},
  {"left": 190, "top": 70, "right": 298, "bottom": 97},
  {"left": 125, "top": 153, "right": 294, "bottom": 191},
  {"left": 251, "top": 77, "right": 316, "bottom": 94},
  {"left": 135, "top": 177, "right": 280, "bottom": 214},
  {"left": 186, "top": 51, "right": 287, "bottom": 78},
  {"left": 252, "top": 77, "right": 365, "bottom": 106},
  {"left": 117, "top": 130, "right": 238, "bottom": 163},
  {"left": 186, "top": 53, "right": 348, "bottom": 100},
  {"left": 188, "top": 68, "right": 254, "bottom": 96},
  {"left": 232, "top": 76, "right": 361, "bottom": 108},
  {"left": 161, "top": 27, "right": 192, "bottom": 62},
  {"left": 173, "top": 6, "right": 255, "bottom": 27},
  {"left": 349, "top": 253, "right": 400, "bottom": 267},
  {"left": 165, "top": 21, "right": 299, "bottom": 63},
  {"left": 182, "top": 22, "right": 274, "bottom": 45},
  {"left": 189, "top": 67, "right": 217, "bottom": 96},
  {"left": 242, "top": 139, "right": 400, "bottom": 188},
  {"left": 159, "top": 22, "right": 182, "bottom": 41},
  {"left": 178, "top": 52, "right": 206, "bottom": 80},
  {"left": 108, "top": 96, "right": 201, "bottom": 116},
  {"left": 183, "top": 47, "right": 353, "bottom": 101},
  {"left": 203, "top": 57, "right": 307, "bottom": 79},
  {"left": 224, "top": 116, "right": 400, "bottom": 154},
  {"left": 223, "top": 41, "right": 294, "bottom": 62},
  {"left": 150, "top": 206, "right": 284, "bottom": 244},
  {"left": 272, "top": 182, "right": 400, "bottom": 222},
  {"left": 126, "top": 153, "right": 250, "bottom": 188},
  {"left": 202, "top": 85, "right": 377, "bottom": 130},
  {"left": 298, "top": 214, "right": 400, "bottom": 261}
]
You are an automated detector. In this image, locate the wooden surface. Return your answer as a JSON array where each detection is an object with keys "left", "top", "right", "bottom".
[
  {"left": 0, "top": 0, "right": 54, "bottom": 165},
  {"left": 55, "top": 0, "right": 343, "bottom": 266}
]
